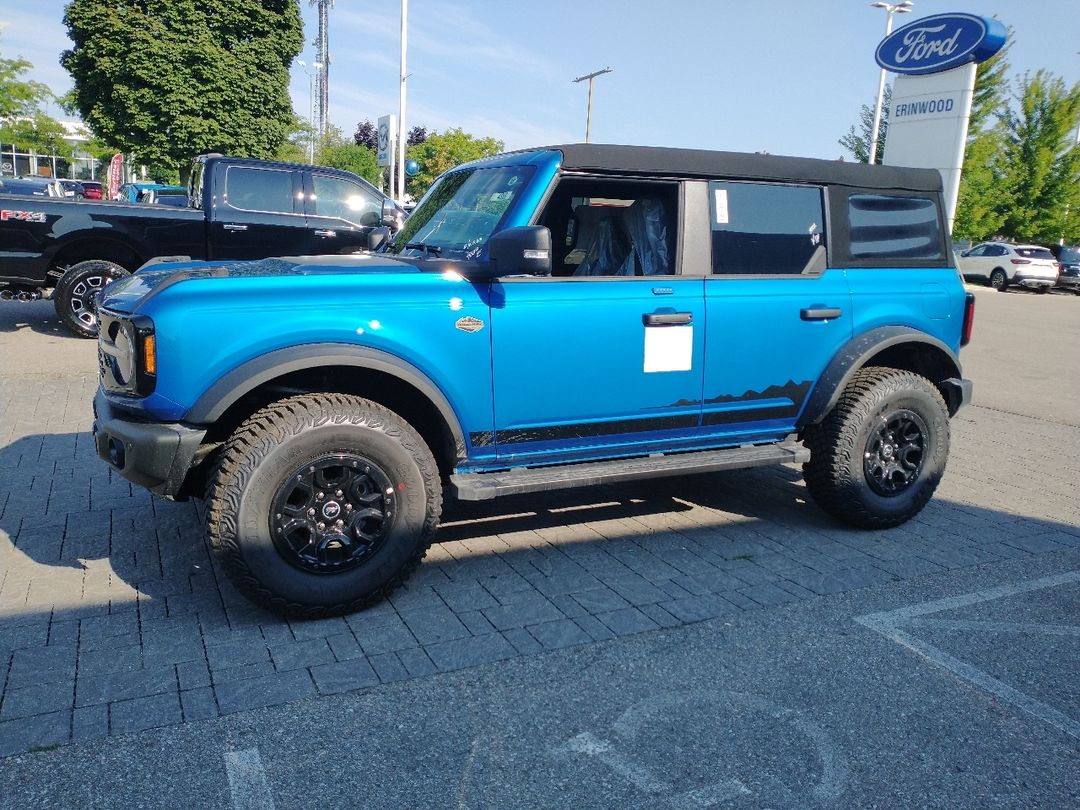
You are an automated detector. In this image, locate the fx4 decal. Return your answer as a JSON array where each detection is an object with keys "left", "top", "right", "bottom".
[{"left": 1, "top": 210, "right": 46, "bottom": 223}]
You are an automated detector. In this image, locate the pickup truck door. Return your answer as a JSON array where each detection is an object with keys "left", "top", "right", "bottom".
[
  {"left": 209, "top": 165, "right": 310, "bottom": 260},
  {"left": 301, "top": 171, "right": 383, "bottom": 255}
]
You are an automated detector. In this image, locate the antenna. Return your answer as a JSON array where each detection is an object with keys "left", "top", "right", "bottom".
[{"left": 309, "top": 0, "right": 334, "bottom": 139}]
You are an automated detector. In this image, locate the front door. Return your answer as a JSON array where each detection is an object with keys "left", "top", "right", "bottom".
[
  {"left": 488, "top": 178, "right": 704, "bottom": 465},
  {"left": 302, "top": 171, "right": 384, "bottom": 255}
]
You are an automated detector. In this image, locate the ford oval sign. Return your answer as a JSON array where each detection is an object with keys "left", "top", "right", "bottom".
[{"left": 876, "top": 13, "right": 1007, "bottom": 75}]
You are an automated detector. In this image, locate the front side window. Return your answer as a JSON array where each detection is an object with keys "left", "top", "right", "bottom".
[
  {"left": 225, "top": 167, "right": 295, "bottom": 214},
  {"left": 390, "top": 165, "right": 533, "bottom": 260},
  {"left": 709, "top": 181, "right": 825, "bottom": 275},
  {"left": 848, "top": 194, "right": 943, "bottom": 260},
  {"left": 312, "top": 175, "right": 381, "bottom": 227}
]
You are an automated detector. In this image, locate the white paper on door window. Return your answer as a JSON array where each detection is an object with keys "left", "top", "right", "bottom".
[
  {"left": 713, "top": 188, "right": 729, "bottom": 225},
  {"left": 644, "top": 325, "right": 693, "bottom": 373}
]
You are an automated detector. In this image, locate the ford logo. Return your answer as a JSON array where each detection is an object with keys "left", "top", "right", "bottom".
[{"left": 876, "top": 13, "right": 1006, "bottom": 76}]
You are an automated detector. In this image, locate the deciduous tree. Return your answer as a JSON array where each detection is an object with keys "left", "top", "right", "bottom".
[
  {"left": 405, "top": 128, "right": 503, "bottom": 197},
  {"left": 61, "top": 0, "right": 303, "bottom": 180}
]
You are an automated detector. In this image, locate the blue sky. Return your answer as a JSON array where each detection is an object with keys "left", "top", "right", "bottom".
[{"left": 2, "top": 1, "right": 1078, "bottom": 160}]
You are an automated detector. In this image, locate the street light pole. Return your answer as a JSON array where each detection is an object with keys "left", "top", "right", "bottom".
[
  {"left": 297, "top": 60, "right": 322, "bottom": 164},
  {"left": 397, "top": 0, "right": 408, "bottom": 203},
  {"left": 868, "top": 1, "right": 912, "bottom": 164},
  {"left": 572, "top": 67, "right": 613, "bottom": 143}
]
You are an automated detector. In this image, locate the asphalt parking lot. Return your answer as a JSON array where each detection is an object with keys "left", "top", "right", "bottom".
[{"left": 1, "top": 283, "right": 1078, "bottom": 808}]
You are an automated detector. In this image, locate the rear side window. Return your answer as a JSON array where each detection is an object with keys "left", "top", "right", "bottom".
[
  {"left": 708, "top": 181, "right": 825, "bottom": 275},
  {"left": 848, "top": 194, "right": 943, "bottom": 260},
  {"left": 225, "top": 167, "right": 295, "bottom": 214},
  {"left": 1015, "top": 247, "right": 1054, "bottom": 260}
]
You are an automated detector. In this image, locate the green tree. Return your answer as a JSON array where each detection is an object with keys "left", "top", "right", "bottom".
[
  {"left": 61, "top": 0, "right": 303, "bottom": 181},
  {"left": 838, "top": 85, "right": 890, "bottom": 164},
  {"left": 0, "top": 38, "right": 53, "bottom": 120},
  {"left": 314, "top": 125, "right": 381, "bottom": 184},
  {"left": 997, "top": 71, "right": 1080, "bottom": 244},
  {"left": 953, "top": 38, "right": 1013, "bottom": 240},
  {"left": 405, "top": 128, "right": 503, "bottom": 197}
]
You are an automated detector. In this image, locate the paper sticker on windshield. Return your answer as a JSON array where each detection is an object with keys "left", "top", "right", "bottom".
[
  {"left": 713, "top": 189, "right": 729, "bottom": 225},
  {"left": 644, "top": 325, "right": 693, "bottom": 373},
  {"left": 1, "top": 210, "right": 46, "bottom": 223}
]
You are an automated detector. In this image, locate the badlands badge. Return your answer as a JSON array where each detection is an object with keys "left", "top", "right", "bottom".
[{"left": 455, "top": 316, "right": 485, "bottom": 333}]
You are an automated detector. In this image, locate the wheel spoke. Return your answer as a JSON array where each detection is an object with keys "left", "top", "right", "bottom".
[{"left": 864, "top": 408, "right": 928, "bottom": 497}]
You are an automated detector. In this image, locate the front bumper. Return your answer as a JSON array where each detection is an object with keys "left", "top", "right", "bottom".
[{"left": 92, "top": 389, "right": 206, "bottom": 498}]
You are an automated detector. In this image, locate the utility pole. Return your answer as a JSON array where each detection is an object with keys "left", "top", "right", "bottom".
[
  {"left": 397, "top": 0, "right": 408, "bottom": 203},
  {"left": 572, "top": 68, "right": 613, "bottom": 143}
]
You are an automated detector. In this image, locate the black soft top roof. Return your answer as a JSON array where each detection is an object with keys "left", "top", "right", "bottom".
[{"left": 539, "top": 143, "right": 942, "bottom": 193}]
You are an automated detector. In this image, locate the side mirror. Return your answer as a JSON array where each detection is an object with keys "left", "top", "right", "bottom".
[
  {"left": 367, "top": 226, "right": 390, "bottom": 252},
  {"left": 487, "top": 226, "right": 552, "bottom": 277},
  {"left": 381, "top": 198, "right": 403, "bottom": 231}
]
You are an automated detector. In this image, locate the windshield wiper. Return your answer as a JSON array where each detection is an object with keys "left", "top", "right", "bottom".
[{"left": 404, "top": 241, "right": 442, "bottom": 258}]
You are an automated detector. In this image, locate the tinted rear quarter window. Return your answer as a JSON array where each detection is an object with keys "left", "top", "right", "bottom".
[{"left": 848, "top": 194, "right": 943, "bottom": 261}]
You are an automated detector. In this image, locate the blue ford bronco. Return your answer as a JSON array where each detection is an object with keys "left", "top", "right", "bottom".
[{"left": 93, "top": 144, "right": 975, "bottom": 616}]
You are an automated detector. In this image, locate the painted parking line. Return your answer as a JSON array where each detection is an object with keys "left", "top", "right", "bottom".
[
  {"left": 856, "top": 570, "right": 1080, "bottom": 741},
  {"left": 224, "top": 748, "right": 275, "bottom": 810}
]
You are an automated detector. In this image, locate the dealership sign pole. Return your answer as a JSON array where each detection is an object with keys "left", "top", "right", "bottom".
[{"left": 878, "top": 13, "right": 1006, "bottom": 232}]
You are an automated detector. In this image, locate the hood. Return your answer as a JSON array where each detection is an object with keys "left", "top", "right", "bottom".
[{"left": 100, "top": 254, "right": 419, "bottom": 314}]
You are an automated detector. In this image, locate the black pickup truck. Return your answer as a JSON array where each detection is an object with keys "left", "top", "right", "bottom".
[{"left": 0, "top": 154, "right": 397, "bottom": 336}]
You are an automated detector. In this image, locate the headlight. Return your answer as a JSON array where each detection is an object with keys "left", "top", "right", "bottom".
[{"left": 99, "top": 311, "right": 156, "bottom": 396}]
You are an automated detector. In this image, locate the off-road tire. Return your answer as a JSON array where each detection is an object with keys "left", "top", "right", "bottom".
[
  {"left": 989, "top": 268, "right": 1008, "bottom": 292},
  {"left": 206, "top": 393, "right": 442, "bottom": 617},
  {"left": 801, "top": 367, "right": 949, "bottom": 529},
  {"left": 53, "top": 259, "right": 129, "bottom": 338}
]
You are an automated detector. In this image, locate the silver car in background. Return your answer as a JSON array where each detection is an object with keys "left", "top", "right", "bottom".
[{"left": 957, "top": 241, "right": 1060, "bottom": 293}]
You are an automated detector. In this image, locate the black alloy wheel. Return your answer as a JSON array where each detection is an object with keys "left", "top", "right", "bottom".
[
  {"left": 270, "top": 453, "right": 395, "bottom": 574},
  {"left": 862, "top": 409, "right": 927, "bottom": 497}
]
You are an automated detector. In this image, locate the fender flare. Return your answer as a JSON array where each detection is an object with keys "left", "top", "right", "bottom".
[
  {"left": 185, "top": 343, "right": 467, "bottom": 454},
  {"left": 797, "top": 326, "right": 963, "bottom": 427}
]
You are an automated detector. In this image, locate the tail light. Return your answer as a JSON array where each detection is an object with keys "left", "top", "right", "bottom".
[
  {"left": 1010, "top": 258, "right": 1030, "bottom": 264},
  {"left": 961, "top": 292, "right": 975, "bottom": 346}
]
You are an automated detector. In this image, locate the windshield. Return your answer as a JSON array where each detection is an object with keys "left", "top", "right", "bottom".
[{"left": 390, "top": 165, "right": 534, "bottom": 260}]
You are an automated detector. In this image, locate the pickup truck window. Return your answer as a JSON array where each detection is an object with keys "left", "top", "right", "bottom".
[
  {"left": 390, "top": 165, "right": 534, "bottom": 260},
  {"left": 708, "top": 181, "right": 825, "bottom": 276},
  {"left": 311, "top": 174, "right": 381, "bottom": 227},
  {"left": 225, "top": 166, "right": 295, "bottom": 215}
]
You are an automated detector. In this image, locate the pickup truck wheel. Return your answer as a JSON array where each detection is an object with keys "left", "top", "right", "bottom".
[
  {"left": 801, "top": 367, "right": 949, "bottom": 529},
  {"left": 53, "top": 260, "right": 130, "bottom": 338},
  {"left": 206, "top": 393, "right": 442, "bottom": 617}
]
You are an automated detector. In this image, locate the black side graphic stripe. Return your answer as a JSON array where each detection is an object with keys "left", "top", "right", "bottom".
[{"left": 470, "top": 413, "right": 698, "bottom": 448}]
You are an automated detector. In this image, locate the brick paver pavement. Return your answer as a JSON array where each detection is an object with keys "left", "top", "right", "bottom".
[{"left": 1, "top": 303, "right": 1078, "bottom": 757}]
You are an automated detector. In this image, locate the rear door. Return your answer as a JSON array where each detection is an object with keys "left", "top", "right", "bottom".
[
  {"left": 209, "top": 165, "right": 309, "bottom": 260},
  {"left": 695, "top": 180, "right": 853, "bottom": 442},
  {"left": 302, "top": 171, "right": 384, "bottom": 254}
]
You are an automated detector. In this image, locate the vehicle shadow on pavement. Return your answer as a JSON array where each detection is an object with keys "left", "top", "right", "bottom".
[
  {"left": 0, "top": 300, "right": 79, "bottom": 338},
  {"left": 2, "top": 428, "right": 1078, "bottom": 755}
]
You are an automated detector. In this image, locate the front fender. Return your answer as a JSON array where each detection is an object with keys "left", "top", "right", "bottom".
[{"left": 185, "top": 342, "right": 467, "bottom": 454}]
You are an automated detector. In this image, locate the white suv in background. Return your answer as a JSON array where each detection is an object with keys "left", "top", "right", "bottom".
[{"left": 957, "top": 241, "right": 1060, "bottom": 293}]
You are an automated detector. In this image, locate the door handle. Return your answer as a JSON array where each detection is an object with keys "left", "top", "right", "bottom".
[
  {"left": 643, "top": 312, "right": 693, "bottom": 326},
  {"left": 314, "top": 229, "right": 336, "bottom": 238},
  {"left": 800, "top": 307, "right": 843, "bottom": 321},
  {"left": 223, "top": 223, "right": 248, "bottom": 232}
]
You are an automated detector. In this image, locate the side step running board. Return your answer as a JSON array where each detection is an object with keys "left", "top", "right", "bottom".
[{"left": 450, "top": 443, "right": 810, "bottom": 501}]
